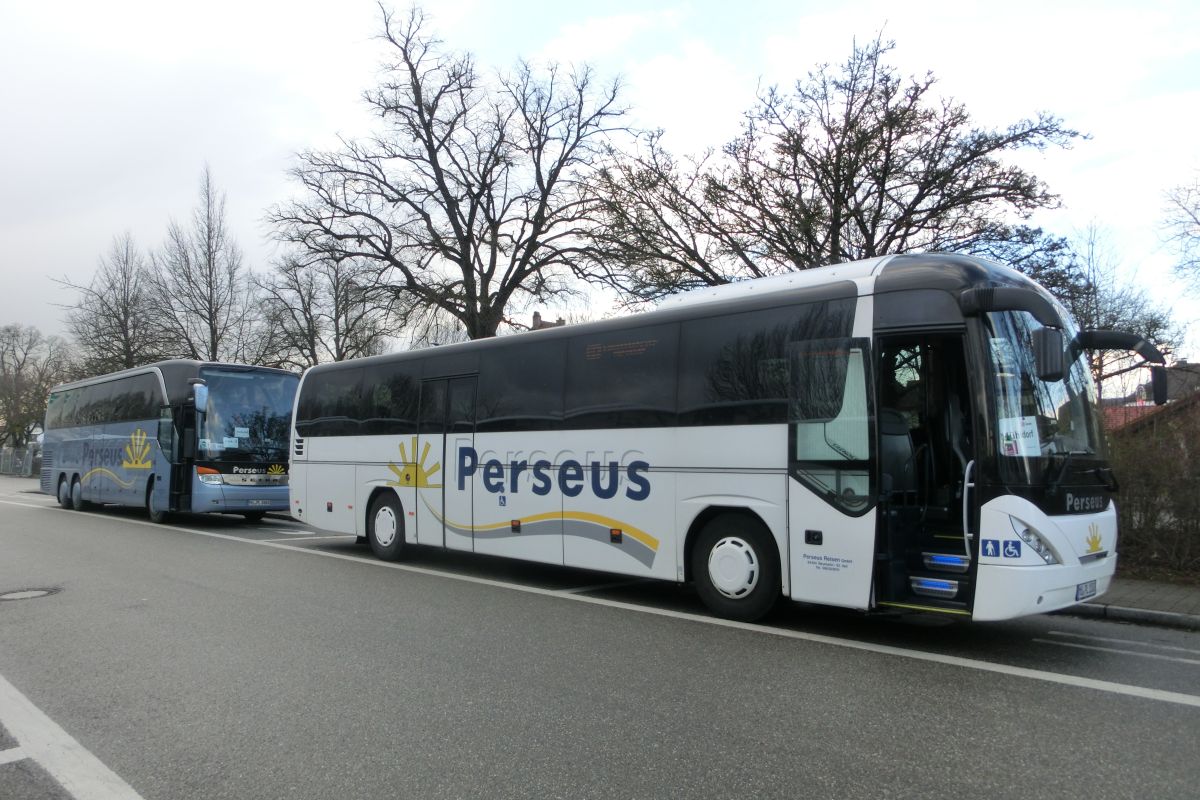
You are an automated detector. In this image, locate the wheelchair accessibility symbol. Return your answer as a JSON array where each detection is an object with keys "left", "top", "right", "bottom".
[{"left": 1003, "top": 540, "right": 1022, "bottom": 558}]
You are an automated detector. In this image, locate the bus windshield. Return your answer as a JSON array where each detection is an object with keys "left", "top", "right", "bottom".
[
  {"left": 985, "top": 309, "right": 1105, "bottom": 482},
  {"left": 197, "top": 368, "right": 299, "bottom": 463}
]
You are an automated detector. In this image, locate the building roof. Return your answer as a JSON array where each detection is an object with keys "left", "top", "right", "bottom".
[
  {"left": 1106, "top": 391, "right": 1200, "bottom": 436},
  {"left": 1103, "top": 404, "right": 1160, "bottom": 432}
]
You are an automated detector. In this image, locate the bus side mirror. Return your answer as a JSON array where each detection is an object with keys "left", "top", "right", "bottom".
[
  {"left": 1032, "top": 327, "right": 1065, "bottom": 382},
  {"left": 192, "top": 384, "right": 208, "bottom": 414},
  {"left": 1151, "top": 365, "right": 1169, "bottom": 406}
]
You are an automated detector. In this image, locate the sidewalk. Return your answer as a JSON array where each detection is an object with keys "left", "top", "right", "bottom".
[{"left": 1062, "top": 576, "right": 1200, "bottom": 631}]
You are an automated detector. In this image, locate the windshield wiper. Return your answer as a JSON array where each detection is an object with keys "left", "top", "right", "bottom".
[
  {"left": 1046, "top": 450, "right": 1089, "bottom": 496},
  {"left": 1087, "top": 466, "right": 1119, "bottom": 493}
]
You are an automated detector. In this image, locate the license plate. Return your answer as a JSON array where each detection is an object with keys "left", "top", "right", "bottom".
[
  {"left": 248, "top": 499, "right": 271, "bottom": 507},
  {"left": 1075, "top": 579, "right": 1097, "bottom": 601}
]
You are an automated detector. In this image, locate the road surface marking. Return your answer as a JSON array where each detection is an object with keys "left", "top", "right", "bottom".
[
  {"left": 0, "top": 672, "right": 144, "bottom": 799},
  {"left": 8, "top": 500, "right": 1200, "bottom": 710},
  {"left": 1048, "top": 629, "right": 1200, "bottom": 656},
  {"left": 0, "top": 745, "right": 29, "bottom": 765},
  {"left": 1034, "top": 638, "right": 1200, "bottom": 665},
  {"left": 0, "top": 498, "right": 51, "bottom": 511},
  {"left": 560, "top": 578, "right": 654, "bottom": 594},
  {"left": 262, "top": 535, "right": 358, "bottom": 542}
]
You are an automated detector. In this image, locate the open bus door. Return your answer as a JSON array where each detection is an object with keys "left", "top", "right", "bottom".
[
  {"left": 873, "top": 334, "right": 978, "bottom": 616},
  {"left": 154, "top": 404, "right": 180, "bottom": 517}
]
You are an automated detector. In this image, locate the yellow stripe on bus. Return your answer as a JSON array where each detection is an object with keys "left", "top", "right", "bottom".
[
  {"left": 81, "top": 468, "right": 136, "bottom": 489},
  {"left": 424, "top": 497, "right": 659, "bottom": 552}
]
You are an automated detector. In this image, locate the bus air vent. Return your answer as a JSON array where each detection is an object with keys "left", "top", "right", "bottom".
[{"left": 293, "top": 437, "right": 304, "bottom": 456}]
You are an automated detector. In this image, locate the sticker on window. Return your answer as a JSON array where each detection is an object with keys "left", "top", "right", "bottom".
[
  {"left": 223, "top": 436, "right": 240, "bottom": 449},
  {"left": 998, "top": 416, "right": 1041, "bottom": 456},
  {"left": 234, "top": 427, "right": 250, "bottom": 439}
]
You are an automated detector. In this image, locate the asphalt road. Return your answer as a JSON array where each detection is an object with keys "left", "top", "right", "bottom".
[{"left": 1, "top": 481, "right": 1197, "bottom": 799}]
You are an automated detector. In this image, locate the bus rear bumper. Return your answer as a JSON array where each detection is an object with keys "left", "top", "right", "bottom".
[{"left": 972, "top": 555, "right": 1117, "bottom": 621}]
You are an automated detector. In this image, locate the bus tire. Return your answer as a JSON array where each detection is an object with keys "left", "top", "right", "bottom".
[
  {"left": 70, "top": 476, "right": 89, "bottom": 512},
  {"left": 691, "top": 514, "right": 781, "bottom": 622},
  {"left": 56, "top": 477, "right": 72, "bottom": 509},
  {"left": 367, "top": 492, "right": 405, "bottom": 562},
  {"left": 146, "top": 480, "right": 169, "bottom": 524}
]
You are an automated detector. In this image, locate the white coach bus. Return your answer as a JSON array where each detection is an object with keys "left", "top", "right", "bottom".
[{"left": 288, "top": 254, "right": 1166, "bottom": 622}]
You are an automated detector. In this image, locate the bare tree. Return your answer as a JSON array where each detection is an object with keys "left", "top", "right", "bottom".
[
  {"left": 57, "top": 232, "right": 165, "bottom": 374},
  {"left": 584, "top": 133, "right": 770, "bottom": 303},
  {"left": 1068, "top": 225, "right": 1182, "bottom": 400},
  {"left": 271, "top": 5, "right": 626, "bottom": 339},
  {"left": 586, "top": 36, "right": 1081, "bottom": 302},
  {"left": 257, "top": 253, "right": 395, "bottom": 367},
  {"left": 0, "top": 325, "right": 73, "bottom": 446},
  {"left": 148, "top": 165, "right": 258, "bottom": 361},
  {"left": 1014, "top": 224, "right": 1182, "bottom": 400},
  {"left": 1165, "top": 172, "right": 1200, "bottom": 283}
]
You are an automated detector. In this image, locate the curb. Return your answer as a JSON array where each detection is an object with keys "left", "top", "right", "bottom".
[{"left": 1056, "top": 602, "right": 1200, "bottom": 632}]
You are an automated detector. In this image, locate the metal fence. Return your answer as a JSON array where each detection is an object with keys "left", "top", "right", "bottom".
[{"left": 0, "top": 446, "right": 37, "bottom": 477}]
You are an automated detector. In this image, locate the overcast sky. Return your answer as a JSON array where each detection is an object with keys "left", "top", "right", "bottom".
[{"left": 2, "top": 1, "right": 1198, "bottom": 352}]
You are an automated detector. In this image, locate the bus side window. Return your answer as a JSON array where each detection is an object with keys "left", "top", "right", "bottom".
[{"left": 158, "top": 406, "right": 178, "bottom": 461}]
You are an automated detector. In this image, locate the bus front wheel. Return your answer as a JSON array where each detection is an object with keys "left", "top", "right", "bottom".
[
  {"left": 367, "top": 493, "right": 405, "bottom": 562},
  {"left": 691, "top": 514, "right": 781, "bottom": 622},
  {"left": 146, "top": 480, "right": 169, "bottom": 524}
]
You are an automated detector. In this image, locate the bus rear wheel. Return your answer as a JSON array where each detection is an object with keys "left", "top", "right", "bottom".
[
  {"left": 691, "top": 514, "right": 781, "bottom": 622},
  {"left": 56, "top": 477, "right": 72, "bottom": 509},
  {"left": 367, "top": 493, "right": 405, "bottom": 562},
  {"left": 70, "top": 476, "right": 94, "bottom": 512}
]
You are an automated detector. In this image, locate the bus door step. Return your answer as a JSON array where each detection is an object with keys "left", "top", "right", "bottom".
[
  {"left": 921, "top": 552, "right": 970, "bottom": 573},
  {"left": 910, "top": 575, "right": 962, "bottom": 600}
]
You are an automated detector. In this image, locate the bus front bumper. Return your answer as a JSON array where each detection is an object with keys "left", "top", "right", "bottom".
[
  {"left": 972, "top": 554, "right": 1117, "bottom": 621},
  {"left": 191, "top": 479, "right": 291, "bottom": 514}
]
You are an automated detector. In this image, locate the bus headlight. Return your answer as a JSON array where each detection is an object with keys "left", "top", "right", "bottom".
[
  {"left": 1009, "top": 517, "right": 1059, "bottom": 565},
  {"left": 197, "top": 466, "right": 223, "bottom": 485}
]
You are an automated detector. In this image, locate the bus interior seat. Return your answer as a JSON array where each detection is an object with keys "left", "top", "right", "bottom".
[{"left": 879, "top": 408, "right": 916, "bottom": 502}]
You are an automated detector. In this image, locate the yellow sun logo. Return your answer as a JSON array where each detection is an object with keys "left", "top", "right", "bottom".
[
  {"left": 122, "top": 428, "right": 153, "bottom": 469},
  {"left": 1085, "top": 523, "right": 1103, "bottom": 554},
  {"left": 388, "top": 436, "right": 442, "bottom": 489},
  {"left": 267, "top": 464, "right": 286, "bottom": 475}
]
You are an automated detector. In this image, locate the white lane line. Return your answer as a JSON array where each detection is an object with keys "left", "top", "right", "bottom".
[
  {"left": 0, "top": 672, "right": 144, "bottom": 799},
  {"left": 9, "top": 500, "right": 1200, "bottom": 710},
  {"left": 0, "top": 499, "right": 52, "bottom": 511},
  {"left": 261, "top": 535, "right": 359, "bottom": 543},
  {"left": 1048, "top": 630, "right": 1200, "bottom": 656},
  {"left": 0, "top": 745, "right": 29, "bottom": 765},
  {"left": 560, "top": 578, "right": 653, "bottom": 594},
  {"left": 1034, "top": 639, "right": 1200, "bottom": 666}
]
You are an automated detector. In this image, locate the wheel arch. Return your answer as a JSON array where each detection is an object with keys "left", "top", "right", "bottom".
[
  {"left": 683, "top": 505, "right": 780, "bottom": 584},
  {"left": 364, "top": 485, "right": 406, "bottom": 539}
]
